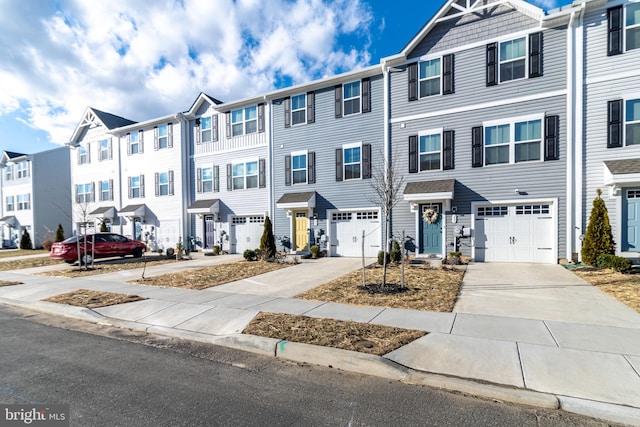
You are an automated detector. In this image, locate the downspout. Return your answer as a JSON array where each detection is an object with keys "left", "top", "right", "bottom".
[
  {"left": 265, "top": 94, "right": 273, "bottom": 223},
  {"left": 175, "top": 112, "right": 189, "bottom": 246},
  {"left": 566, "top": 9, "right": 577, "bottom": 263},
  {"left": 116, "top": 135, "right": 124, "bottom": 235},
  {"left": 382, "top": 60, "right": 390, "bottom": 253},
  {"left": 574, "top": 4, "right": 585, "bottom": 262}
]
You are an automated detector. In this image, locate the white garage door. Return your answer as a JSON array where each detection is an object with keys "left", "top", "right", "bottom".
[
  {"left": 231, "top": 215, "right": 264, "bottom": 254},
  {"left": 330, "top": 210, "right": 380, "bottom": 257},
  {"left": 475, "top": 203, "right": 554, "bottom": 263}
]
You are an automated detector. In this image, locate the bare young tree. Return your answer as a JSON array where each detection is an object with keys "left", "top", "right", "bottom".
[{"left": 368, "top": 148, "right": 405, "bottom": 289}]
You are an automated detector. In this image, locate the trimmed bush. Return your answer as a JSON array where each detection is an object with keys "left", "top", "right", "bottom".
[
  {"left": 259, "top": 215, "right": 277, "bottom": 260},
  {"left": 212, "top": 245, "right": 221, "bottom": 256},
  {"left": 390, "top": 240, "right": 401, "bottom": 264},
  {"left": 99, "top": 220, "right": 109, "bottom": 232},
  {"left": 596, "top": 254, "right": 632, "bottom": 272},
  {"left": 243, "top": 249, "right": 257, "bottom": 261},
  {"left": 581, "top": 189, "right": 615, "bottom": 266},
  {"left": 310, "top": 245, "right": 320, "bottom": 259},
  {"left": 20, "top": 230, "right": 33, "bottom": 250},
  {"left": 55, "top": 224, "right": 65, "bottom": 242},
  {"left": 377, "top": 251, "right": 390, "bottom": 265}
]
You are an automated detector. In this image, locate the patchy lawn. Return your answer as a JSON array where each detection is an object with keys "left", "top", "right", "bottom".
[
  {"left": 0, "top": 257, "right": 64, "bottom": 271},
  {"left": 39, "top": 256, "right": 180, "bottom": 278},
  {"left": 243, "top": 313, "right": 426, "bottom": 356},
  {"left": 0, "top": 280, "right": 23, "bottom": 287},
  {"left": 572, "top": 267, "right": 640, "bottom": 312},
  {"left": 297, "top": 263, "right": 465, "bottom": 312},
  {"left": 0, "top": 249, "right": 49, "bottom": 259},
  {"left": 45, "top": 289, "right": 146, "bottom": 309},
  {"left": 130, "top": 260, "right": 290, "bottom": 290}
]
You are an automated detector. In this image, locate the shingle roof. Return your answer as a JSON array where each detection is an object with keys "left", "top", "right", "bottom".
[
  {"left": 276, "top": 192, "right": 316, "bottom": 204},
  {"left": 4, "top": 151, "right": 26, "bottom": 159},
  {"left": 187, "top": 199, "right": 220, "bottom": 210},
  {"left": 604, "top": 159, "right": 640, "bottom": 175},
  {"left": 404, "top": 179, "right": 455, "bottom": 195},
  {"left": 91, "top": 108, "right": 136, "bottom": 129},
  {"left": 89, "top": 206, "right": 117, "bottom": 215}
]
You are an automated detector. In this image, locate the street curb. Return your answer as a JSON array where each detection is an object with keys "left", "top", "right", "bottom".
[
  {"left": 0, "top": 298, "right": 104, "bottom": 323},
  {"left": 558, "top": 396, "right": 640, "bottom": 427}
]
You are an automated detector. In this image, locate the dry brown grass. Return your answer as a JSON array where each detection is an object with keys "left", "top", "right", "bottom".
[
  {"left": 573, "top": 267, "right": 640, "bottom": 312},
  {"left": 45, "top": 289, "right": 145, "bottom": 308},
  {"left": 0, "top": 257, "right": 64, "bottom": 271},
  {"left": 243, "top": 312, "right": 426, "bottom": 356},
  {"left": 0, "top": 280, "right": 23, "bottom": 286},
  {"left": 297, "top": 263, "right": 464, "bottom": 312},
  {"left": 39, "top": 256, "right": 179, "bottom": 278},
  {"left": 130, "top": 260, "right": 290, "bottom": 290},
  {"left": 0, "top": 249, "right": 49, "bottom": 259}
]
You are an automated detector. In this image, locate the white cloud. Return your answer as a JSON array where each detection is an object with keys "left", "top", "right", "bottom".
[
  {"left": 531, "top": 0, "right": 559, "bottom": 10},
  {"left": 0, "top": 0, "right": 374, "bottom": 144}
]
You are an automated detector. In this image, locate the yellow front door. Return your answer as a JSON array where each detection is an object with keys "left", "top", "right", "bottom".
[{"left": 295, "top": 212, "right": 309, "bottom": 251}]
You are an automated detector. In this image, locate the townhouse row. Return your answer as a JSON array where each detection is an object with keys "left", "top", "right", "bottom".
[{"left": 2, "top": 0, "right": 639, "bottom": 264}]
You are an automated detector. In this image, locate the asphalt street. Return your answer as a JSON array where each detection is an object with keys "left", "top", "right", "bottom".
[{"left": 0, "top": 305, "right": 617, "bottom": 427}]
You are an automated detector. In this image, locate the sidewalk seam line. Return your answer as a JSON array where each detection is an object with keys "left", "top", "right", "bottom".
[
  {"left": 623, "top": 355, "right": 640, "bottom": 379},
  {"left": 542, "top": 320, "right": 560, "bottom": 347},
  {"left": 516, "top": 342, "right": 527, "bottom": 388},
  {"left": 449, "top": 313, "right": 458, "bottom": 334}
]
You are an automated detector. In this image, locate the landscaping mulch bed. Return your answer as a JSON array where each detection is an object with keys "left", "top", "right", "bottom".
[
  {"left": 0, "top": 257, "right": 64, "bottom": 271},
  {"left": 38, "top": 256, "right": 179, "bottom": 278},
  {"left": 243, "top": 312, "right": 426, "bottom": 356},
  {"left": 297, "top": 263, "right": 464, "bottom": 312},
  {"left": 45, "top": 289, "right": 146, "bottom": 309},
  {"left": 0, "top": 249, "right": 49, "bottom": 259},
  {"left": 573, "top": 267, "right": 640, "bottom": 312},
  {"left": 131, "top": 260, "right": 290, "bottom": 290}
]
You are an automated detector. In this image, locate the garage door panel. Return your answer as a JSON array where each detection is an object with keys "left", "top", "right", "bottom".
[
  {"left": 331, "top": 211, "right": 380, "bottom": 257},
  {"left": 232, "top": 216, "right": 264, "bottom": 254}
]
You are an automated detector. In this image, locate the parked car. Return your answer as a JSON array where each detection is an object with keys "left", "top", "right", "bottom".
[{"left": 50, "top": 233, "right": 147, "bottom": 264}]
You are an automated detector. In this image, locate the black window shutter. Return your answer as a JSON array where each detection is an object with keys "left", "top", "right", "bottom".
[
  {"left": 155, "top": 172, "right": 159, "bottom": 196},
  {"left": 154, "top": 126, "right": 159, "bottom": 150},
  {"left": 486, "top": 43, "right": 498, "bottom": 86},
  {"left": 196, "top": 168, "right": 202, "bottom": 193},
  {"left": 226, "top": 164, "right": 232, "bottom": 191},
  {"left": 443, "top": 54, "right": 454, "bottom": 95},
  {"left": 127, "top": 133, "right": 131, "bottom": 154},
  {"left": 608, "top": 100, "right": 623, "bottom": 148},
  {"left": 140, "top": 174, "right": 145, "bottom": 197},
  {"left": 608, "top": 6, "right": 623, "bottom": 56},
  {"left": 408, "top": 63, "right": 418, "bottom": 101},
  {"left": 213, "top": 165, "right": 219, "bottom": 192},
  {"left": 169, "top": 170, "right": 174, "bottom": 195},
  {"left": 362, "top": 144, "right": 372, "bottom": 179},
  {"left": 443, "top": 130, "right": 455, "bottom": 170},
  {"left": 168, "top": 123, "right": 173, "bottom": 148},
  {"left": 284, "top": 97, "right": 291, "bottom": 128},
  {"left": 139, "top": 131, "right": 144, "bottom": 153},
  {"left": 91, "top": 182, "right": 95, "bottom": 202},
  {"left": 128, "top": 177, "right": 132, "bottom": 199},
  {"left": 544, "top": 115, "right": 560, "bottom": 161},
  {"left": 362, "top": 78, "right": 371, "bottom": 113},
  {"left": 472, "top": 126, "right": 484, "bottom": 167},
  {"left": 259, "top": 158, "right": 266, "bottom": 188},
  {"left": 212, "top": 115, "right": 219, "bottom": 142},
  {"left": 109, "top": 179, "right": 114, "bottom": 201},
  {"left": 98, "top": 180, "right": 103, "bottom": 201},
  {"left": 108, "top": 138, "right": 113, "bottom": 159},
  {"left": 225, "top": 112, "right": 231, "bottom": 139},
  {"left": 284, "top": 155, "right": 292, "bottom": 186},
  {"left": 529, "top": 32, "right": 543, "bottom": 78},
  {"left": 408, "top": 135, "right": 418, "bottom": 173},
  {"left": 308, "top": 151, "right": 316, "bottom": 184},
  {"left": 335, "top": 148, "right": 343, "bottom": 181},
  {"left": 334, "top": 85, "right": 342, "bottom": 118},
  {"left": 258, "top": 103, "right": 265, "bottom": 133},
  {"left": 195, "top": 120, "right": 201, "bottom": 145},
  {"left": 307, "top": 92, "right": 315, "bottom": 124},
  {"left": 87, "top": 143, "right": 91, "bottom": 163}
]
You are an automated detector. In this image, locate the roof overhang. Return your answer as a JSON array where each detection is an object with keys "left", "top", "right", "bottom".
[
  {"left": 117, "top": 204, "right": 147, "bottom": 218},
  {"left": 184, "top": 92, "right": 224, "bottom": 118},
  {"left": 0, "top": 216, "right": 19, "bottom": 228},
  {"left": 89, "top": 206, "right": 117, "bottom": 218},
  {"left": 187, "top": 199, "right": 220, "bottom": 216},
  {"left": 403, "top": 179, "right": 455, "bottom": 203},
  {"left": 276, "top": 192, "right": 316, "bottom": 210},
  {"left": 604, "top": 159, "right": 640, "bottom": 195}
]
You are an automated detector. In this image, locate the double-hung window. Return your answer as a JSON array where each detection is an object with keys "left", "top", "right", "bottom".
[
  {"left": 499, "top": 37, "right": 526, "bottom": 82},
  {"left": 344, "top": 145, "right": 361, "bottom": 180},
  {"left": 130, "top": 176, "right": 142, "bottom": 198},
  {"left": 627, "top": 3, "right": 640, "bottom": 51},
  {"left": 202, "top": 167, "right": 213, "bottom": 192},
  {"left": 157, "top": 124, "right": 168, "bottom": 149},
  {"left": 343, "top": 81, "right": 361, "bottom": 116},
  {"left": 627, "top": 99, "right": 640, "bottom": 145},
  {"left": 157, "top": 172, "right": 169, "bottom": 196},
  {"left": 99, "top": 139, "right": 110, "bottom": 161},
  {"left": 100, "top": 180, "right": 112, "bottom": 201},
  {"left": 484, "top": 116, "right": 542, "bottom": 165},
  {"left": 17, "top": 194, "right": 30, "bottom": 210},
  {"left": 6, "top": 196, "right": 14, "bottom": 211},
  {"left": 201, "top": 116, "right": 212, "bottom": 142},
  {"left": 232, "top": 161, "right": 258, "bottom": 190},
  {"left": 5, "top": 165, "right": 12, "bottom": 180},
  {"left": 419, "top": 132, "right": 441, "bottom": 171},
  {"left": 292, "top": 152, "right": 307, "bottom": 184},
  {"left": 231, "top": 106, "right": 257, "bottom": 136},
  {"left": 291, "top": 94, "right": 306, "bottom": 125},
  {"left": 419, "top": 58, "right": 441, "bottom": 97},
  {"left": 16, "top": 161, "right": 28, "bottom": 178},
  {"left": 129, "top": 131, "right": 140, "bottom": 154},
  {"left": 76, "top": 183, "right": 93, "bottom": 204},
  {"left": 78, "top": 145, "right": 89, "bottom": 164}
]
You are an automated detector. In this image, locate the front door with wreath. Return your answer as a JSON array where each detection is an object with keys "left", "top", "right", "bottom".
[{"left": 419, "top": 203, "right": 442, "bottom": 255}]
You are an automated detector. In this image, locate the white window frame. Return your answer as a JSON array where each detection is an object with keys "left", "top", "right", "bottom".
[
  {"left": 6, "top": 195, "right": 14, "bottom": 211},
  {"left": 16, "top": 161, "right": 29, "bottom": 179},
  {"left": 343, "top": 142, "right": 362, "bottom": 180},
  {"left": 79, "top": 146, "right": 89, "bottom": 164},
  {"left": 76, "top": 183, "right": 92, "bottom": 204},
  {"left": 232, "top": 159, "right": 259, "bottom": 190},
  {"left": 343, "top": 81, "right": 361, "bottom": 116},
  {"left": 100, "top": 181, "right": 111, "bottom": 201},
  {"left": 130, "top": 176, "right": 142, "bottom": 199},
  {"left": 625, "top": 97, "right": 640, "bottom": 146},
  {"left": 291, "top": 94, "right": 307, "bottom": 126},
  {"left": 130, "top": 131, "right": 140, "bottom": 154},
  {"left": 626, "top": 2, "right": 640, "bottom": 51},
  {"left": 202, "top": 166, "right": 213, "bottom": 193},
  {"left": 231, "top": 106, "right": 257, "bottom": 137},
  {"left": 418, "top": 128, "right": 443, "bottom": 171},
  {"left": 158, "top": 124, "right": 168, "bottom": 149},
  {"left": 4, "top": 165, "right": 12, "bottom": 181},
  {"left": 291, "top": 150, "right": 307, "bottom": 185},
  {"left": 98, "top": 139, "right": 109, "bottom": 161},
  {"left": 17, "top": 194, "right": 30, "bottom": 210},
  {"left": 201, "top": 116, "right": 212, "bottom": 142},
  {"left": 157, "top": 172, "right": 169, "bottom": 196},
  {"left": 483, "top": 114, "right": 543, "bottom": 166},
  {"left": 499, "top": 36, "right": 527, "bottom": 83},
  {"left": 419, "top": 57, "right": 442, "bottom": 98}
]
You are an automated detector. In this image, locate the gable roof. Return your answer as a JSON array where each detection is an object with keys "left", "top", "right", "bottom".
[
  {"left": 184, "top": 92, "right": 224, "bottom": 117},
  {"left": 1, "top": 151, "right": 28, "bottom": 167},
  {"left": 398, "top": 0, "right": 545, "bottom": 59},
  {"left": 69, "top": 107, "right": 136, "bottom": 145}
]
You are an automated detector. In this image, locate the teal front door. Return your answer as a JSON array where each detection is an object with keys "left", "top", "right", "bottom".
[
  {"left": 623, "top": 189, "right": 640, "bottom": 251},
  {"left": 419, "top": 203, "right": 442, "bottom": 254}
]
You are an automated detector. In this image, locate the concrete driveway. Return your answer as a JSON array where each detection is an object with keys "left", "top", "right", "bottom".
[{"left": 453, "top": 263, "right": 640, "bottom": 327}]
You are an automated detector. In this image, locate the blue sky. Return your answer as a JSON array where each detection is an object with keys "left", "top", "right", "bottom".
[{"left": 0, "top": 0, "right": 569, "bottom": 154}]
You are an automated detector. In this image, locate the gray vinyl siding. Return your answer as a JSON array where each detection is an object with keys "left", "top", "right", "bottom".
[
  {"left": 271, "top": 74, "right": 385, "bottom": 244},
  {"left": 582, "top": 2, "right": 640, "bottom": 254}
]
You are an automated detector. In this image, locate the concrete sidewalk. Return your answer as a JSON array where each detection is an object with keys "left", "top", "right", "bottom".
[{"left": 1, "top": 256, "right": 639, "bottom": 425}]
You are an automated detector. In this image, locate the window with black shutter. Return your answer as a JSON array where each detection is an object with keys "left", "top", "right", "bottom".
[
  {"left": 472, "top": 126, "right": 484, "bottom": 167},
  {"left": 608, "top": 99, "right": 623, "bottom": 148}
]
